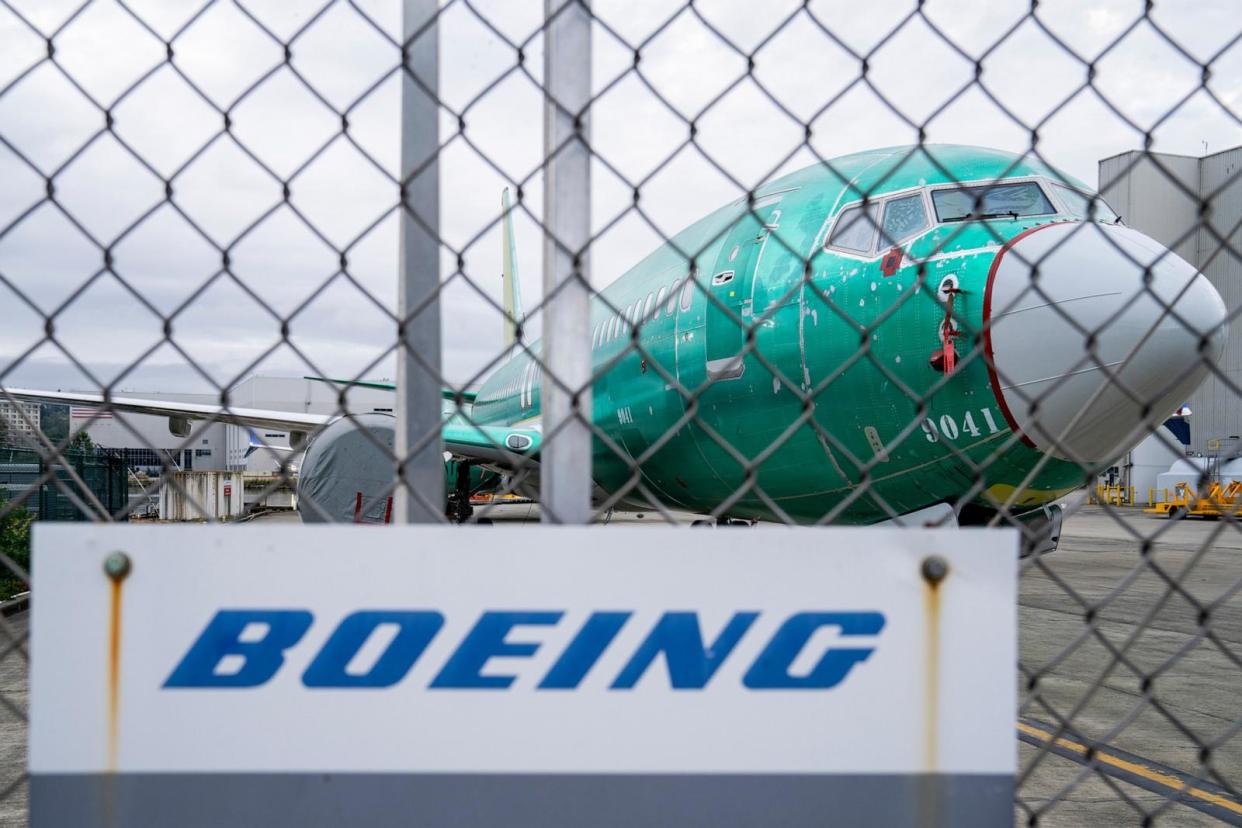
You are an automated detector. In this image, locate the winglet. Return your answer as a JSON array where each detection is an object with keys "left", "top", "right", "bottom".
[{"left": 501, "top": 188, "right": 524, "bottom": 349}]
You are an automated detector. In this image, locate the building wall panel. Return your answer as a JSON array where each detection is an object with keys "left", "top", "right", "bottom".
[{"left": 1102, "top": 147, "right": 1242, "bottom": 454}]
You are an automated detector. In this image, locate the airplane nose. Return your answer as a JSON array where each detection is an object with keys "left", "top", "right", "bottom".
[{"left": 984, "top": 222, "right": 1227, "bottom": 463}]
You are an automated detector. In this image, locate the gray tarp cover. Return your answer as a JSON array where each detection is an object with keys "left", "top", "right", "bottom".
[{"left": 296, "top": 414, "right": 401, "bottom": 524}]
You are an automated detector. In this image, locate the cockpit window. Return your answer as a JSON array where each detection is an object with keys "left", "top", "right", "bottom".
[
  {"left": 827, "top": 203, "right": 879, "bottom": 253},
  {"left": 932, "top": 182, "right": 1054, "bottom": 222},
  {"left": 1052, "top": 184, "right": 1118, "bottom": 223},
  {"left": 880, "top": 194, "right": 929, "bottom": 245}
]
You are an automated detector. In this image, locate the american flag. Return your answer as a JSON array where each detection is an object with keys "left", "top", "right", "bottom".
[{"left": 70, "top": 406, "right": 113, "bottom": 419}]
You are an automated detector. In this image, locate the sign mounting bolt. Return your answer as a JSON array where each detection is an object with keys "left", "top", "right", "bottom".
[
  {"left": 104, "top": 552, "right": 131, "bottom": 582},
  {"left": 921, "top": 555, "right": 949, "bottom": 586}
]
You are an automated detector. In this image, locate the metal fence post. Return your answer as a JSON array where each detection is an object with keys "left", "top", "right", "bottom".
[
  {"left": 395, "top": 0, "right": 444, "bottom": 524},
  {"left": 541, "top": 0, "right": 593, "bottom": 524}
]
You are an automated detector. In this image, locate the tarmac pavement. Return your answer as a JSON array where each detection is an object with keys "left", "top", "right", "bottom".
[{"left": 0, "top": 505, "right": 1238, "bottom": 825}]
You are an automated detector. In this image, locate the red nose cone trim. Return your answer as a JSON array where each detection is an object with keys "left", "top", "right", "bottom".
[{"left": 982, "top": 222, "right": 1070, "bottom": 451}]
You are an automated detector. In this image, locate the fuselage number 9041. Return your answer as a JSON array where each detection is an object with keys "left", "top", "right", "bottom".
[{"left": 922, "top": 408, "right": 1001, "bottom": 442}]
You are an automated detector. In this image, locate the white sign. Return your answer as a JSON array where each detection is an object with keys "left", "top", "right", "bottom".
[{"left": 30, "top": 525, "right": 1016, "bottom": 825}]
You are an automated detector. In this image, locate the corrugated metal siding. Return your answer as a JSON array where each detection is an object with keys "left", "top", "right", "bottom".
[
  {"left": 1101, "top": 147, "right": 1242, "bottom": 454},
  {"left": 1195, "top": 148, "right": 1242, "bottom": 452},
  {"left": 1098, "top": 153, "right": 1132, "bottom": 224},
  {"left": 1099, "top": 151, "right": 1200, "bottom": 263}
]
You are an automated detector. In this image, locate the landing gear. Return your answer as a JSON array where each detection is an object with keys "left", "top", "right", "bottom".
[
  {"left": 690, "top": 517, "right": 755, "bottom": 527},
  {"left": 446, "top": 460, "right": 476, "bottom": 524},
  {"left": 446, "top": 495, "right": 474, "bottom": 524}
]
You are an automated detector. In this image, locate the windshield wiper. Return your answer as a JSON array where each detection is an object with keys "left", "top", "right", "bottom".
[{"left": 942, "top": 210, "right": 1021, "bottom": 223}]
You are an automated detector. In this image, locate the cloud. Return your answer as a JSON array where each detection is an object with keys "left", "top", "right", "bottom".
[{"left": 1, "top": 0, "right": 1239, "bottom": 393}]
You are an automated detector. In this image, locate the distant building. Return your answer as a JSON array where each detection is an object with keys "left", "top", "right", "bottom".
[
  {"left": 68, "top": 375, "right": 396, "bottom": 473},
  {"left": 0, "top": 399, "right": 40, "bottom": 445},
  {"left": 68, "top": 400, "right": 230, "bottom": 473},
  {"left": 1099, "top": 146, "right": 1242, "bottom": 455}
]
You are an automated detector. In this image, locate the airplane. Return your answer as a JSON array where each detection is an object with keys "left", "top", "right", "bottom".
[{"left": 5, "top": 144, "right": 1227, "bottom": 549}]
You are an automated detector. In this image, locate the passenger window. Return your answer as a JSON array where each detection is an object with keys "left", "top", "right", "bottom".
[
  {"left": 655, "top": 286, "right": 667, "bottom": 319},
  {"left": 666, "top": 281, "right": 680, "bottom": 314},
  {"left": 644, "top": 293, "right": 655, "bottom": 322},
  {"left": 880, "top": 194, "right": 928, "bottom": 245},
  {"left": 827, "top": 204, "right": 879, "bottom": 253},
  {"left": 680, "top": 278, "right": 694, "bottom": 311}
]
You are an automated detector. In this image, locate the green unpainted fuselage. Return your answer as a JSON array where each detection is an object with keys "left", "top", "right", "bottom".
[{"left": 469, "top": 145, "right": 1096, "bottom": 523}]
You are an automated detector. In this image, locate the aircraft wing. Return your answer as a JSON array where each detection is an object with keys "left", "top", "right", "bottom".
[
  {"left": 1, "top": 388, "right": 328, "bottom": 434},
  {"left": 3, "top": 387, "right": 540, "bottom": 469}
]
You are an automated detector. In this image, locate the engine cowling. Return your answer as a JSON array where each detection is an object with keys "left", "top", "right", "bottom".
[
  {"left": 295, "top": 414, "right": 498, "bottom": 523},
  {"left": 296, "top": 414, "right": 399, "bottom": 523}
]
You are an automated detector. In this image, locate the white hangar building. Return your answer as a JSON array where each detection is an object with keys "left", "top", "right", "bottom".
[
  {"left": 1099, "top": 145, "right": 1242, "bottom": 456},
  {"left": 69, "top": 375, "right": 397, "bottom": 473}
]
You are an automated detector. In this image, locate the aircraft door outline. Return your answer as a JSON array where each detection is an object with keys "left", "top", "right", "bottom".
[{"left": 704, "top": 214, "right": 765, "bottom": 381}]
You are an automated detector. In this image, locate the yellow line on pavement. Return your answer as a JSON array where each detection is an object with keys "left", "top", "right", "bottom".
[{"left": 1017, "top": 722, "right": 1242, "bottom": 817}]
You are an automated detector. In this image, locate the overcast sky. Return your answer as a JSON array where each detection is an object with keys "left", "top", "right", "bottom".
[{"left": 1, "top": 0, "right": 1239, "bottom": 393}]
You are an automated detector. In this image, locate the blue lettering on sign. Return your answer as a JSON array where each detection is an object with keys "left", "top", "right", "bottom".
[
  {"left": 538, "top": 611, "right": 631, "bottom": 689},
  {"left": 165, "top": 609, "right": 312, "bottom": 688},
  {"left": 431, "top": 611, "right": 562, "bottom": 689},
  {"left": 612, "top": 611, "right": 758, "bottom": 689},
  {"left": 165, "top": 609, "right": 885, "bottom": 691},
  {"left": 303, "top": 611, "right": 443, "bottom": 688},
  {"left": 743, "top": 611, "right": 885, "bottom": 689}
]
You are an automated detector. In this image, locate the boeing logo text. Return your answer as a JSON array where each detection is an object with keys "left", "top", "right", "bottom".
[{"left": 164, "top": 609, "right": 886, "bottom": 691}]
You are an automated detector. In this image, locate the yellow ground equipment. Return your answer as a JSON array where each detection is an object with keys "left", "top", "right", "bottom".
[
  {"left": 1091, "top": 485, "right": 1134, "bottom": 506},
  {"left": 1144, "top": 481, "right": 1242, "bottom": 519},
  {"left": 1144, "top": 483, "right": 1191, "bottom": 517}
]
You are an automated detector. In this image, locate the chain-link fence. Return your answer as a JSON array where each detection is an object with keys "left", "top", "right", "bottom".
[
  {"left": 0, "top": 445, "right": 127, "bottom": 521},
  {"left": 2, "top": 0, "right": 1241, "bottom": 823}
]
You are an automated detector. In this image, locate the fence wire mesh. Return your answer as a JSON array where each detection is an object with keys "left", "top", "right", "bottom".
[{"left": 1, "top": 0, "right": 1241, "bottom": 823}]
